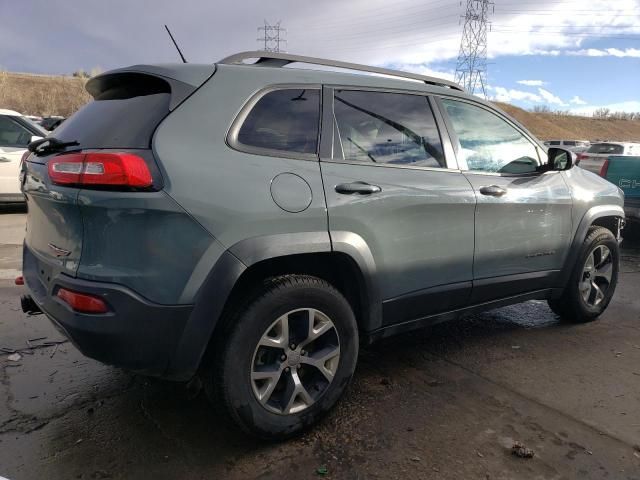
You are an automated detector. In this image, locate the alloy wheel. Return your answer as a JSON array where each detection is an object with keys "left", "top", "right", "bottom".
[
  {"left": 250, "top": 308, "right": 340, "bottom": 415},
  {"left": 580, "top": 244, "right": 613, "bottom": 307}
]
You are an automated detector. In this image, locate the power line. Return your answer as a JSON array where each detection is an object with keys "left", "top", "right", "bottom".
[
  {"left": 257, "top": 20, "right": 286, "bottom": 53},
  {"left": 455, "top": 0, "right": 493, "bottom": 98}
]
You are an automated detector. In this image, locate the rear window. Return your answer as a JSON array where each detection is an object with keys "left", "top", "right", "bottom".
[
  {"left": 52, "top": 73, "right": 171, "bottom": 149},
  {"left": 587, "top": 143, "right": 624, "bottom": 155},
  {"left": 549, "top": 141, "right": 560, "bottom": 145},
  {"left": 235, "top": 89, "right": 320, "bottom": 156},
  {"left": 564, "top": 141, "right": 576, "bottom": 146}
]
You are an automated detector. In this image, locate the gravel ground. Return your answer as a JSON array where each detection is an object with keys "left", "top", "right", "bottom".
[{"left": 1, "top": 210, "right": 639, "bottom": 479}]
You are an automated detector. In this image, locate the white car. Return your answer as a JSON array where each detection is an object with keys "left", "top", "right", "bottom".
[
  {"left": 577, "top": 142, "right": 640, "bottom": 175},
  {"left": 0, "top": 109, "right": 46, "bottom": 203},
  {"left": 544, "top": 139, "right": 590, "bottom": 153}
]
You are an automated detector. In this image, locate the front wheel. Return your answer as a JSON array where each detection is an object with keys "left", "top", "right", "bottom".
[
  {"left": 549, "top": 226, "right": 619, "bottom": 323},
  {"left": 205, "top": 275, "right": 359, "bottom": 439}
]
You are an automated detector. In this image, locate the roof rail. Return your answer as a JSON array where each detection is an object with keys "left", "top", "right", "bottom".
[{"left": 218, "top": 51, "right": 465, "bottom": 92}]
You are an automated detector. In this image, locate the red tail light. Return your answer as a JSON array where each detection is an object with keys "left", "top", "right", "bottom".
[
  {"left": 599, "top": 158, "right": 610, "bottom": 177},
  {"left": 575, "top": 153, "right": 586, "bottom": 164},
  {"left": 48, "top": 152, "right": 153, "bottom": 188},
  {"left": 57, "top": 288, "right": 109, "bottom": 314}
]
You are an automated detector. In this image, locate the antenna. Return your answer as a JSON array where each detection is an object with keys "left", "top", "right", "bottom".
[{"left": 164, "top": 24, "right": 187, "bottom": 63}]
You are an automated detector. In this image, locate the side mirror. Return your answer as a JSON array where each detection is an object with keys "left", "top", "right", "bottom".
[{"left": 547, "top": 147, "right": 575, "bottom": 171}]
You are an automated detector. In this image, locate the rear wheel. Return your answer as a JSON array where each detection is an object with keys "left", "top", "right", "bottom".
[
  {"left": 549, "top": 226, "right": 619, "bottom": 323},
  {"left": 205, "top": 275, "right": 358, "bottom": 439}
]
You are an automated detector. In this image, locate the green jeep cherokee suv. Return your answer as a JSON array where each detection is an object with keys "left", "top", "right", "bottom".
[{"left": 20, "top": 52, "right": 625, "bottom": 439}]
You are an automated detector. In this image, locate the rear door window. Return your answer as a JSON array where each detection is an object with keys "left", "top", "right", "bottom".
[
  {"left": 235, "top": 88, "right": 320, "bottom": 156},
  {"left": 332, "top": 90, "right": 445, "bottom": 168}
]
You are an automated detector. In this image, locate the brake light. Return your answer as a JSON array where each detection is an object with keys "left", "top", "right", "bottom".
[
  {"left": 56, "top": 288, "right": 109, "bottom": 314},
  {"left": 48, "top": 152, "right": 153, "bottom": 188},
  {"left": 599, "top": 158, "right": 610, "bottom": 177}
]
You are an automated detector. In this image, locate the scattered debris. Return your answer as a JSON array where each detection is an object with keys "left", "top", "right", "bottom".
[
  {"left": 407, "top": 426, "right": 414, "bottom": 432},
  {"left": 49, "top": 370, "right": 58, "bottom": 377},
  {"left": 50, "top": 344, "right": 59, "bottom": 359},
  {"left": 7, "top": 353, "right": 22, "bottom": 362},
  {"left": 476, "top": 450, "right": 484, "bottom": 458},
  {"left": 379, "top": 377, "right": 391, "bottom": 386},
  {"left": 28, "top": 336, "right": 47, "bottom": 342},
  {"left": 87, "top": 407, "right": 95, "bottom": 415},
  {"left": 511, "top": 442, "right": 535, "bottom": 459},
  {"left": 1, "top": 347, "right": 17, "bottom": 353},
  {"left": 511, "top": 345, "right": 521, "bottom": 350},
  {"left": 316, "top": 465, "right": 328, "bottom": 476},
  {"left": 75, "top": 438, "right": 83, "bottom": 445},
  {"left": 409, "top": 456, "right": 421, "bottom": 462}
]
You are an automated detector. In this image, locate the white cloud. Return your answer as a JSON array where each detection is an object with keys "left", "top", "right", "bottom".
[
  {"left": 570, "top": 96, "right": 587, "bottom": 106},
  {"left": 570, "top": 101, "right": 640, "bottom": 116},
  {"left": 517, "top": 80, "right": 546, "bottom": 87},
  {"left": 565, "top": 48, "right": 640, "bottom": 58},
  {"left": 490, "top": 86, "right": 542, "bottom": 103},
  {"left": 538, "top": 88, "right": 568, "bottom": 106}
]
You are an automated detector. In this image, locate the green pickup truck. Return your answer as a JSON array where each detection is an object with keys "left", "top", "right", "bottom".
[{"left": 601, "top": 156, "right": 640, "bottom": 224}]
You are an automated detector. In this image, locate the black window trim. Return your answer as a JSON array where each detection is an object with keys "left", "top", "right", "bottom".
[
  {"left": 226, "top": 83, "right": 322, "bottom": 161},
  {"left": 433, "top": 95, "right": 550, "bottom": 178},
  {"left": 0, "top": 115, "right": 40, "bottom": 149},
  {"left": 319, "top": 84, "right": 460, "bottom": 172}
]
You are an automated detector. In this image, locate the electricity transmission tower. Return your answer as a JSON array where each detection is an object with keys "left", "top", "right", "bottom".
[
  {"left": 257, "top": 21, "right": 286, "bottom": 52},
  {"left": 454, "top": 0, "right": 493, "bottom": 97}
]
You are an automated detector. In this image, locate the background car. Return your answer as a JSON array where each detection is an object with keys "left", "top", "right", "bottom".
[
  {"left": 599, "top": 154, "right": 640, "bottom": 226},
  {"left": 544, "top": 139, "right": 590, "bottom": 153},
  {"left": 577, "top": 142, "right": 640, "bottom": 174},
  {"left": 39, "top": 116, "right": 65, "bottom": 131},
  {"left": 0, "top": 109, "right": 47, "bottom": 203}
]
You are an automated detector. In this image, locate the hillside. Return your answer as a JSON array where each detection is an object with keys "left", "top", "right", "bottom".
[
  {"left": 1, "top": 71, "right": 639, "bottom": 142},
  {"left": 0, "top": 72, "right": 90, "bottom": 117},
  {"left": 495, "top": 102, "right": 640, "bottom": 142}
]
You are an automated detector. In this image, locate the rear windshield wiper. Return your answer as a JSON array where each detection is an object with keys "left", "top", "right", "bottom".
[{"left": 28, "top": 137, "right": 80, "bottom": 155}]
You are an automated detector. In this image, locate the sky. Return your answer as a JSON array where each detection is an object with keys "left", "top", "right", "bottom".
[{"left": 1, "top": 0, "right": 639, "bottom": 115}]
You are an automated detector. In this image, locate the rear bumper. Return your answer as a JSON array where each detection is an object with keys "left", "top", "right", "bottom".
[{"left": 23, "top": 246, "right": 193, "bottom": 377}]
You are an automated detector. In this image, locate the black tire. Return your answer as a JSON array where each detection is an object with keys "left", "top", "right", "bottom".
[
  {"left": 204, "top": 275, "right": 359, "bottom": 440},
  {"left": 549, "top": 226, "right": 619, "bottom": 323}
]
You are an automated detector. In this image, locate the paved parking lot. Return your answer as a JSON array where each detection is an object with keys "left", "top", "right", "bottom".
[{"left": 1, "top": 209, "right": 639, "bottom": 479}]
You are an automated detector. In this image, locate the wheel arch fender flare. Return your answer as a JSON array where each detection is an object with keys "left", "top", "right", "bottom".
[
  {"left": 165, "top": 231, "right": 381, "bottom": 380},
  {"left": 559, "top": 205, "right": 624, "bottom": 285}
]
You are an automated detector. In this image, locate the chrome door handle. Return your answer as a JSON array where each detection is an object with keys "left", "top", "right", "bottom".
[
  {"left": 479, "top": 185, "right": 507, "bottom": 197},
  {"left": 335, "top": 182, "right": 382, "bottom": 195},
  {"left": 0, "top": 157, "right": 11, "bottom": 163}
]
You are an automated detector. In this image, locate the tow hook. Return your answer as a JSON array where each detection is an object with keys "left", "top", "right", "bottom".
[{"left": 21, "top": 295, "right": 42, "bottom": 315}]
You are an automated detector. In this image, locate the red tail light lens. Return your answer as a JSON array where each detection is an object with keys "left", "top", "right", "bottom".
[
  {"left": 57, "top": 288, "right": 109, "bottom": 314},
  {"left": 48, "top": 152, "right": 153, "bottom": 188},
  {"left": 599, "top": 158, "right": 610, "bottom": 177}
]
